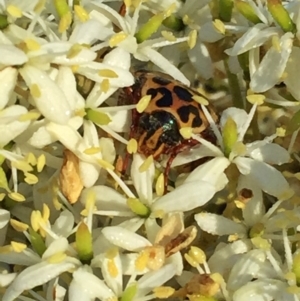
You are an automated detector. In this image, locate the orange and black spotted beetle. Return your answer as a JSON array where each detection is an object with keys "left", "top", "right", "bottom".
[{"left": 122, "top": 70, "right": 219, "bottom": 194}]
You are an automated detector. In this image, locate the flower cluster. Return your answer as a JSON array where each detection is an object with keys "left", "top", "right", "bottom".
[{"left": 1, "top": 0, "right": 300, "bottom": 301}]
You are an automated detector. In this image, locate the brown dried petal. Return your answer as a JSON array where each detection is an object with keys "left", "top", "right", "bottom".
[
  {"left": 155, "top": 214, "right": 184, "bottom": 246},
  {"left": 165, "top": 226, "right": 197, "bottom": 257},
  {"left": 186, "top": 274, "right": 220, "bottom": 297},
  {"left": 59, "top": 149, "right": 83, "bottom": 204}
]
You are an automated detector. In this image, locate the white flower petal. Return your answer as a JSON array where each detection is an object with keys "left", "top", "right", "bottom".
[
  {"left": 56, "top": 66, "right": 78, "bottom": 110},
  {"left": 139, "top": 47, "right": 190, "bottom": 85},
  {"left": 248, "top": 142, "right": 289, "bottom": 165},
  {"left": 120, "top": 253, "right": 148, "bottom": 275},
  {"left": 0, "top": 105, "right": 30, "bottom": 147},
  {"left": 99, "top": 137, "right": 116, "bottom": 164},
  {"left": 284, "top": 46, "right": 300, "bottom": 100},
  {"left": 250, "top": 32, "right": 293, "bottom": 92},
  {"left": 80, "top": 185, "right": 129, "bottom": 213},
  {"left": 0, "top": 67, "right": 17, "bottom": 109},
  {"left": 184, "top": 157, "right": 230, "bottom": 189},
  {"left": 199, "top": 21, "right": 224, "bottom": 43},
  {"left": 0, "top": 273, "right": 17, "bottom": 287},
  {"left": 238, "top": 175, "right": 265, "bottom": 227},
  {"left": 79, "top": 161, "right": 101, "bottom": 188},
  {"left": 2, "top": 258, "right": 80, "bottom": 301},
  {"left": 103, "top": 47, "right": 131, "bottom": 71},
  {"left": 232, "top": 280, "right": 292, "bottom": 301},
  {"left": 51, "top": 210, "right": 75, "bottom": 238},
  {"left": 136, "top": 264, "right": 176, "bottom": 297},
  {"left": 227, "top": 250, "right": 278, "bottom": 291},
  {"left": 195, "top": 212, "right": 247, "bottom": 236},
  {"left": 69, "top": 267, "right": 115, "bottom": 301},
  {"left": 153, "top": 181, "right": 216, "bottom": 213},
  {"left": 234, "top": 157, "right": 289, "bottom": 197},
  {"left": 220, "top": 107, "right": 249, "bottom": 133},
  {"left": 225, "top": 25, "right": 278, "bottom": 56},
  {"left": 42, "top": 238, "right": 69, "bottom": 259},
  {"left": 107, "top": 109, "right": 131, "bottom": 132},
  {"left": 131, "top": 153, "right": 154, "bottom": 204},
  {"left": 188, "top": 41, "right": 214, "bottom": 79},
  {"left": 208, "top": 239, "right": 252, "bottom": 275},
  {"left": 0, "top": 45, "right": 28, "bottom": 65},
  {"left": 102, "top": 252, "right": 122, "bottom": 296},
  {"left": 0, "top": 209, "right": 10, "bottom": 229},
  {"left": 77, "top": 62, "right": 134, "bottom": 87},
  {"left": 0, "top": 249, "right": 40, "bottom": 266},
  {"left": 19, "top": 65, "right": 72, "bottom": 124},
  {"left": 102, "top": 226, "right": 152, "bottom": 251},
  {"left": 70, "top": 19, "right": 113, "bottom": 44}
]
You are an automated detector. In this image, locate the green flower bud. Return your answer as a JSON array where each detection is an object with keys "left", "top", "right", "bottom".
[
  {"left": 267, "top": 0, "right": 296, "bottom": 33},
  {"left": 76, "top": 222, "right": 93, "bottom": 264},
  {"left": 219, "top": 0, "right": 233, "bottom": 22},
  {"left": 222, "top": 117, "right": 238, "bottom": 157},
  {"left": 236, "top": 1, "right": 261, "bottom": 24}
]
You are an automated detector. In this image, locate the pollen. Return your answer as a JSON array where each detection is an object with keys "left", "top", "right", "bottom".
[
  {"left": 37, "top": 154, "right": 46, "bottom": 172},
  {"left": 155, "top": 173, "right": 164, "bottom": 196},
  {"left": 12, "top": 160, "right": 33, "bottom": 172},
  {"left": 24, "top": 39, "right": 40, "bottom": 51},
  {"left": 184, "top": 253, "right": 198, "bottom": 268},
  {"left": 42, "top": 204, "right": 50, "bottom": 222},
  {"left": 10, "top": 219, "right": 29, "bottom": 232},
  {"left": 124, "top": 0, "right": 131, "bottom": 7},
  {"left": 165, "top": 3, "right": 177, "bottom": 17},
  {"left": 153, "top": 286, "right": 175, "bottom": 298},
  {"left": 109, "top": 32, "right": 128, "bottom": 47},
  {"left": 11, "top": 241, "right": 27, "bottom": 253},
  {"left": 7, "top": 5, "right": 22, "bottom": 18},
  {"left": 83, "top": 147, "right": 102, "bottom": 155},
  {"left": 105, "top": 248, "right": 119, "bottom": 260},
  {"left": 179, "top": 127, "right": 193, "bottom": 139},
  {"left": 246, "top": 94, "right": 265, "bottom": 105},
  {"left": 101, "top": 79, "right": 110, "bottom": 93},
  {"left": 108, "top": 259, "right": 119, "bottom": 278},
  {"left": 74, "top": 5, "right": 89, "bottom": 22},
  {"left": 30, "top": 84, "right": 41, "bottom": 98},
  {"left": 272, "top": 35, "right": 281, "bottom": 52},
  {"left": 161, "top": 31, "right": 176, "bottom": 42},
  {"left": 31, "top": 210, "right": 42, "bottom": 232},
  {"left": 9, "top": 192, "right": 26, "bottom": 202},
  {"left": 192, "top": 95, "right": 209, "bottom": 105},
  {"left": 127, "top": 138, "right": 138, "bottom": 154},
  {"left": 145, "top": 246, "right": 165, "bottom": 270},
  {"left": 67, "top": 44, "right": 83, "bottom": 59},
  {"left": 135, "top": 249, "right": 149, "bottom": 271},
  {"left": 213, "top": 19, "right": 226, "bottom": 34},
  {"left": 138, "top": 155, "right": 153, "bottom": 172},
  {"left": 276, "top": 127, "right": 286, "bottom": 137},
  {"left": 46, "top": 252, "right": 67, "bottom": 263},
  {"left": 26, "top": 153, "right": 37, "bottom": 166},
  {"left": 24, "top": 172, "right": 39, "bottom": 185},
  {"left": 137, "top": 95, "right": 152, "bottom": 113},
  {"left": 58, "top": 12, "right": 72, "bottom": 33},
  {"left": 188, "top": 30, "right": 197, "bottom": 49},
  {"left": 97, "top": 159, "right": 115, "bottom": 170},
  {"left": 189, "top": 246, "right": 206, "bottom": 264},
  {"left": 85, "top": 191, "right": 95, "bottom": 212},
  {"left": 99, "top": 69, "right": 118, "bottom": 78}
]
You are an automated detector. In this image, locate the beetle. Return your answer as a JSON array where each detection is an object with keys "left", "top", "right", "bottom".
[{"left": 121, "top": 70, "right": 219, "bottom": 194}]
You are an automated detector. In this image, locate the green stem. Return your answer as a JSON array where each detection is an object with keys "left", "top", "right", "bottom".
[{"left": 224, "top": 59, "right": 245, "bottom": 109}]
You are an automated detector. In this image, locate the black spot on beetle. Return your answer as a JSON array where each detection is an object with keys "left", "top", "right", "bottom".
[
  {"left": 173, "top": 86, "right": 193, "bottom": 102},
  {"left": 152, "top": 76, "right": 171, "bottom": 86},
  {"left": 177, "top": 105, "right": 202, "bottom": 127},
  {"left": 147, "top": 87, "right": 173, "bottom": 107}
]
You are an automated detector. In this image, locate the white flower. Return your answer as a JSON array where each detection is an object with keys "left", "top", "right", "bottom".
[
  {"left": 178, "top": 105, "right": 290, "bottom": 200},
  {"left": 91, "top": 2, "right": 190, "bottom": 85}
]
